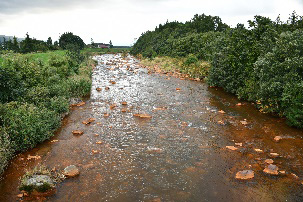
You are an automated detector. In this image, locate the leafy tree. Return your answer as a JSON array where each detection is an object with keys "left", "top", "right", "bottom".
[
  {"left": 21, "top": 33, "right": 34, "bottom": 53},
  {"left": 47, "top": 37, "right": 53, "bottom": 50},
  {"left": 59, "top": 32, "right": 85, "bottom": 50}
]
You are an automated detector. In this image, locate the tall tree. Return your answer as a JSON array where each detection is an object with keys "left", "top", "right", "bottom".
[
  {"left": 21, "top": 33, "right": 33, "bottom": 53},
  {"left": 12, "top": 36, "right": 19, "bottom": 52}
]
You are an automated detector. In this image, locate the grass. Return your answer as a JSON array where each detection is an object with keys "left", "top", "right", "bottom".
[
  {"left": 141, "top": 56, "right": 210, "bottom": 78},
  {"left": 25, "top": 50, "right": 66, "bottom": 63}
]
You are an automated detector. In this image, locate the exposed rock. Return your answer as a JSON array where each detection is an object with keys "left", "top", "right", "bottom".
[
  {"left": 269, "top": 153, "right": 279, "bottom": 158},
  {"left": 235, "top": 143, "right": 243, "bottom": 147},
  {"left": 133, "top": 114, "right": 152, "bottom": 118},
  {"left": 72, "top": 130, "right": 84, "bottom": 136},
  {"left": 240, "top": 120, "right": 248, "bottom": 125},
  {"left": 63, "top": 165, "right": 80, "bottom": 177},
  {"left": 263, "top": 164, "right": 279, "bottom": 175},
  {"left": 265, "top": 159, "right": 274, "bottom": 164},
  {"left": 291, "top": 173, "right": 299, "bottom": 180},
  {"left": 254, "top": 149, "right": 263, "bottom": 153},
  {"left": 226, "top": 146, "right": 238, "bottom": 151},
  {"left": 20, "top": 175, "right": 54, "bottom": 192},
  {"left": 274, "top": 136, "right": 282, "bottom": 142},
  {"left": 235, "top": 170, "right": 254, "bottom": 180}
]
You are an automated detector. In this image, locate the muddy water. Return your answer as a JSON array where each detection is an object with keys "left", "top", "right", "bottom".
[{"left": 1, "top": 54, "right": 303, "bottom": 201}]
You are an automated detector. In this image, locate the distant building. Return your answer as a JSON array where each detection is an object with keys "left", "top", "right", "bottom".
[
  {"left": 0, "top": 35, "right": 24, "bottom": 43},
  {"left": 95, "top": 43, "right": 110, "bottom": 49}
]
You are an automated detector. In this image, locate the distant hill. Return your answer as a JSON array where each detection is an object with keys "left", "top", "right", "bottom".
[{"left": 0, "top": 35, "right": 24, "bottom": 43}]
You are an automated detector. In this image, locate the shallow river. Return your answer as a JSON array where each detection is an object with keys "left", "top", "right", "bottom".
[{"left": 1, "top": 54, "right": 303, "bottom": 201}]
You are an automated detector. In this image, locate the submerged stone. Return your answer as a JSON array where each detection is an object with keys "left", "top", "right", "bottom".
[
  {"left": 265, "top": 159, "right": 274, "bottom": 164},
  {"left": 235, "top": 170, "right": 254, "bottom": 180},
  {"left": 226, "top": 146, "right": 238, "bottom": 151},
  {"left": 263, "top": 164, "right": 279, "bottom": 175},
  {"left": 63, "top": 165, "right": 80, "bottom": 177}
]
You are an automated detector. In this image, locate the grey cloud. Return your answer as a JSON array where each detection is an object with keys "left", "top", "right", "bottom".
[{"left": 0, "top": 0, "right": 107, "bottom": 14}]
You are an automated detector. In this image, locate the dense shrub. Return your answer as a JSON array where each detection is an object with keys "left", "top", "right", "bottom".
[
  {"left": 1, "top": 102, "right": 60, "bottom": 151},
  {"left": 0, "top": 49, "right": 93, "bottom": 174},
  {"left": 253, "top": 29, "right": 303, "bottom": 127},
  {"left": 0, "top": 127, "right": 13, "bottom": 175}
]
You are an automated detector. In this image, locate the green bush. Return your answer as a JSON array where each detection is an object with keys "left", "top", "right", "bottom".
[
  {"left": 0, "top": 49, "right": 93, "bottom": 175},
  {"left": 254, "top": 29, "right": 303, "bottom": 127},
  {"left": 1, "top": 102, "right": 60, "bottom": 151},
  {"left": 0, "top": 54, "right": 44, "bottom": 103},
  {"left": 0, "top": 127, "right": 13, "bottom": 174},
  {"left": 183, "top": 54, "right": 198, "bottom": 66},
  {"left": 68, "top": 76, "right": 91, "bottom": 97}
]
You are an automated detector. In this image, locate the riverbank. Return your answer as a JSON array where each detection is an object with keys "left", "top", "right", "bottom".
[{"left": 0, "top": 50, "right": 95, "bottom": 175}]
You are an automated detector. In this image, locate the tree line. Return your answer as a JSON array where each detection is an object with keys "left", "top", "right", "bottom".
[{"left": 0, "top": 32, "right": 85, "bottom": 53}]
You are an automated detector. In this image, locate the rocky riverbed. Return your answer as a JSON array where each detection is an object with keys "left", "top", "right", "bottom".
[{"left": 1, "top": 54, "right": 303, "bottom": 201}]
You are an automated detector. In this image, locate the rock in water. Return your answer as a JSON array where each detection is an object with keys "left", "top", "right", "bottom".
[
  {"left": 264, "top": 159, "right": 274, "bottom": 164},
  {"left": 263, "top": 164, "right": 279, "bottom": 175},
  {"left": 269, "top": 153, "right": 279, "bottom": 158},
  {"left": 235, "top": 170, "right": 254, "bottom": 180},
  {"left": 63, "top": 165, "right": 80, "bottom": 177},
  {"left": 21, "top": 175, "right": 54, "bottom": 192},
  {"left": 226, "top": 146, "right": 238, "bottom": 151},
  {"left": 274, "top": 136, "right": 282, "bottom": 142}
]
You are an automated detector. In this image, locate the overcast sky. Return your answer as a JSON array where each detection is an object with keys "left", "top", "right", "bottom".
[{"left": 1, "top": 0, "right": 303, "bottom": 46}]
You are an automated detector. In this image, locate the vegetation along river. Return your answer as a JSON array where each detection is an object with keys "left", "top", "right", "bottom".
[{"left": 1, "top": 54, "right": 303, "bottom": 201}]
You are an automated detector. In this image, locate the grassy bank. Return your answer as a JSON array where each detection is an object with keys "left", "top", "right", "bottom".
[
  {"left": 141, "top": 55, "right": 210, "bottom": 79},
  {"left": 0, "top": 50, "right": 95, "bottom": 175}
]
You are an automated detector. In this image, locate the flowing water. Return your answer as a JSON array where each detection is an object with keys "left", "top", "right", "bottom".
[{"left": 1, "top": 54, "right": 303, "bottom": 201}]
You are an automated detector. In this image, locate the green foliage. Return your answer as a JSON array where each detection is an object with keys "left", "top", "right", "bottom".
[
  {"left": 65, "top": 44, "right": 85, "bottom": 74},
  {"left": 132, "top": 12, "right": 303, "bottom": 128},
  {"left": 184, "top": 54, "right": 198, "bottom": 66},
  {"left": 0, "top": 127, "right": 13, "bottom": 174},
  {"left": 253, "top": 29, "right": 303, "bottom": 127},
  {"left": 0, "top": 50, "right": 93, "bottom": 174},
  {"left": 1, "top": 102, "right": 60, "bottom": 151},
  {"left": 59, "top": 32, "right": 85, "bottom": 50}
]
